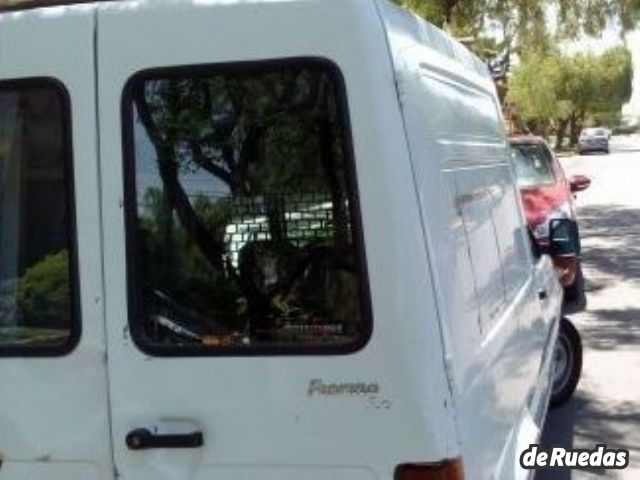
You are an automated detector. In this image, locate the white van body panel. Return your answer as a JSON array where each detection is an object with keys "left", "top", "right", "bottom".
[
  {"left": 97, "top": 1, "right": 456, "bottom": 479},
  {"left": 0, "top": 1, "right": 562, "bottom": 479},
  {"left": 0, "top": 5, "right": 113, "bottom": 480},
  {"left": 377, "top": 2, "right": 563, "bottom": 478}
]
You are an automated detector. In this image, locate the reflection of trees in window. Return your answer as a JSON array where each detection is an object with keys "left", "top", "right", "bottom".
[
  {"left": 17, "top": 250, "right": 71, "bottom": 329},
  {"left": 132, "top": 64, "right": 363, "bottom": 349},
  {"left": 0, "top": 250, "right": 72, "bottom": 347},
  {"left": 0, "top": 84, "right": 74, "bottom": 351}
]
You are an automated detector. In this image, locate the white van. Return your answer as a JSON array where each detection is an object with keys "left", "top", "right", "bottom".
[{"left": 0, "top": 1, "right": 568, "bottom": 479}]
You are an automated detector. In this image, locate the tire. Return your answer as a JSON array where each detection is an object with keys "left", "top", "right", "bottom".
[
  {"left": 562, "top": 264, "right": 587, "bottom": 314},
  {"left": 550, "top": 317, "right": 582, "bottom": 408}
]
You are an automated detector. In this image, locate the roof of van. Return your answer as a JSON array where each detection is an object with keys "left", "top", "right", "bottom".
[
  {"left": 376, "top": 0, "right": 493, "bottom": 91},
  {"left": 1, "top": 0, "right": 491, "bottom": 88},
  {"left": 0, "top": 0, "right": 98, "bottom": 12}
]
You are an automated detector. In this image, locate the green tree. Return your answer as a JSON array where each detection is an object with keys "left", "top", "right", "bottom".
[
  {"left": 508, "top": 46, "right": 633, "bottom": 147},
  {"left": 17, "top": 250, "right": 70, "bottom": 329},
  {"left": 396, "top": 0, "right": 640, "bottom": 65},
  {"left": 506, "top": 49, "right": 567, "bottom": 136},
  {"left": 551, "top": 47, "right": 632, "bottom": 146},
  {"left": 396, "top": 0, "right": 640, "bottom": 35}
]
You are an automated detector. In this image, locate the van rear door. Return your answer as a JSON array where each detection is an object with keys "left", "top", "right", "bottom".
[
  {"left": 96, "top": 1, "right": 447, "bottom": 479},
  {"left": 0, "top": 5, "right": 112, "bottom": 479}
]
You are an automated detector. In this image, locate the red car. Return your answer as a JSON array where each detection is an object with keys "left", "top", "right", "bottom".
[{"left": 509, "top": 136, "right": 591, "bottom": 312}]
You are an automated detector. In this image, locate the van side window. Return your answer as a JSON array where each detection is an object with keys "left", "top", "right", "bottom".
[
  {"left": 0, "top": 79, "right": 78, "bottom": 356},
  {"left": 123, "top": 60, "right": 370, "bottom": 355}
]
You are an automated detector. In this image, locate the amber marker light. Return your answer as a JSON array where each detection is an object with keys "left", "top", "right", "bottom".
[{"left": 395, "top": 458, "right": 465, "bottom": 480}]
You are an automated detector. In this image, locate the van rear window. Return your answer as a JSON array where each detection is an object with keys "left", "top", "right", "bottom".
[
  {"left": 123, "top": 59, "right": 371, "bottom": 355},
  {"left": 0, "top": 79, "right": 78, "bottom": 356}
]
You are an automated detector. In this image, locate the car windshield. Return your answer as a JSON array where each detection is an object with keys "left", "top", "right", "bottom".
[
  {"left": 582, "top": 128, "right": 606, "bottom": 137},
  {"left": 510, "top": 143, "right": 555, "bottom": 187}
]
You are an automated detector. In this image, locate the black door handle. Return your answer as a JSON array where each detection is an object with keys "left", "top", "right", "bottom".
[
  {"left": 126, "top": 428, "right": 204, "bottom": 450},
  {"left": 538, "top": 289, "right": 548, "bottom": 300}
]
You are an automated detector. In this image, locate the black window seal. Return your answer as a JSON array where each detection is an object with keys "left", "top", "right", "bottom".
[
  {"left": 121, "top": 56, "right": 373, "bottom": 357},
  {"left": 0, "top": 77, "right": 82, "bottom": 358}
]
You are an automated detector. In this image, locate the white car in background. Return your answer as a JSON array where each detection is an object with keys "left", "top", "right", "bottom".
[{"left": 578, "top": 127, "right": 611, "bottom": 154}]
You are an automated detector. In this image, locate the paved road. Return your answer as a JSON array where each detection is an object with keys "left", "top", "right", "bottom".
[{"left": 536, "top": 135, "right": 640, "bottom": 480}]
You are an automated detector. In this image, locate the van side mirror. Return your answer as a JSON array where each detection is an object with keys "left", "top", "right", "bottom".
[
  {"left": 569, "top": 174, "right": 591, "bottom": 193},
  {"left": 548, "top": 218, "right": 581, "bottom": 258}
]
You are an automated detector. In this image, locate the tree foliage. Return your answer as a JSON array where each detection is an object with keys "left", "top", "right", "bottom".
[
  {"left": 508, "top": 46, "right": 633, "bottom": 145},
  {"left": 17, "top": 250, "right": 70, "bottom": 328},
  {"left": 138, "top": 188, "right": 243, "bottom": 329},
  {"left": 396, "top": 0, "right": 640, "bottom": 35},
  {"left": 506, "top": 50, "right": 566, "bottom": 122},
  {"left": 134, "top": 67, "right": 350, "bottom": 274},
  {"left": 396, "top": 0, "right": 640, "bottom": 60}
]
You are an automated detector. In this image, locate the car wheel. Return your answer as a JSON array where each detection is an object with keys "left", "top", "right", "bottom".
[
  {"left": 550, "top": 317, "right": 582, "bottom": 408},
  {"left": 563, "top": 264, "right": 587, "bottom": 314}
]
